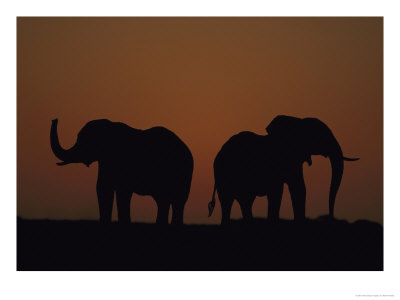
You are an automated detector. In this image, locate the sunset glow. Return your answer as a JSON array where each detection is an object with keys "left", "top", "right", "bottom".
[{"left": 17, "top": 17, "right": 383, "bottom": 224}]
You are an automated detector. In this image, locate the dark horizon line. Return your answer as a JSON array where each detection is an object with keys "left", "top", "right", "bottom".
[{"left": 16, "top": 216, "right": 383, "bottom": 226}]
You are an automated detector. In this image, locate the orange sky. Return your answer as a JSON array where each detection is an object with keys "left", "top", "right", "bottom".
[{"left": 17, "top": 17, "right": 382, "bottom": 224}]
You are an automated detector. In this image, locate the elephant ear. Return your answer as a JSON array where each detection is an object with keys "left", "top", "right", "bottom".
[
  {"left": 266, "top": 115, "right": 312, "bottom": 165},
  {"left": 72, "top": 119, "right": 114, "bottom": 160},
  {"left": 266, "top": 115, "right": 303, "bottom": 136}
]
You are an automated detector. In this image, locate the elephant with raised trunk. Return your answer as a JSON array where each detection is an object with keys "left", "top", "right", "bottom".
[
  {"left": 50, "top": 119, "right": 194, "bottom": 225},
  {"left": 208, "top": 115, "right": 358, "bottom": 224}
]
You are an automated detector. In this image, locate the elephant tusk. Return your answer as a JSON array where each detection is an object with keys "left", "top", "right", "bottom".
[{"left": 343, "top": 157, "right": 359, "bottom": 161}]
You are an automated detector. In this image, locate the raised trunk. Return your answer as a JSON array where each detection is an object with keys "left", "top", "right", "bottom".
[
  {"left": 327, "top": 141, "right": 344, "bottom": 218},
  {"left": 50, "top": 119, "right": 77, "bottom": 165}
]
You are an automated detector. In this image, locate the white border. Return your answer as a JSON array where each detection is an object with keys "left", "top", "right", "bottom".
[{"left": 2, "top": 1, "right": 399, "bottom": 300}]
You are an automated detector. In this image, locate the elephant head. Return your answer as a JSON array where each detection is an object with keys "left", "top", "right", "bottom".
[
  {"left": 266, "top": 115, "right": 359, "bottom": 218},
  {"left": 50, "top": 118, "right": 112, "bottom": 167}
]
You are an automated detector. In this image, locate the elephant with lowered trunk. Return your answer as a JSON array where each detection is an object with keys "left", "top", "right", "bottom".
[
  {"left": 50, "top": 118, "right": 194, "bottom": 225},
  {"left": 208, "top": 115, "right": 359, "bottom": 225}
]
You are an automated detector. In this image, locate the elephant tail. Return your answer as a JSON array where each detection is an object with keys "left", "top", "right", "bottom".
[{"left": 208, "top": 184, "right": 217, "bottom": 217}]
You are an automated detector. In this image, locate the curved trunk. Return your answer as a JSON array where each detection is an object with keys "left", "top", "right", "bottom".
[
  {"left": 50, "top": 119, "right": 77, "bottom": 164},
  {"left": 328, "top": 141, "right": 344, "bottom": 218}
]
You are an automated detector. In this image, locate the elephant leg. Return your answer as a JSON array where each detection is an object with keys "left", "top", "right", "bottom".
[
  {"left": 288, "top": 168, "right": 306, "bottom": 221},
  {"left": 96, "top": 180, "right": 114, "bottom": 224},
  {"left": 267, "top": 182, "right": 284, "bottom": 222},
  {"left": 220, "top": 194, "right": 234, "bottom": 225},
  {"left": 116, "top": 189, "right": 132, "bottom": 224},
  {"left": 171, "top": 199, "right": 185, "bottom": 225},
  {"left": 156, "top": 199, "right": 170, "bottom": 225},
  {"left": 238, "top": 196, "right": 254, "bottom": 222}
]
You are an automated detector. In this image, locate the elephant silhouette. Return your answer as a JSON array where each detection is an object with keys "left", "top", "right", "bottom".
[
  {"left": 208, "top": 115, "right": 359, "bottom": 225},
  {"left": 50, "top": 119, "right": 193, "bottom": 225}
]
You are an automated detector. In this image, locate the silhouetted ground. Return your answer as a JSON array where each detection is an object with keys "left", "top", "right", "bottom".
[{"left": 17, "top": 216, "right": 383, "bottom": 271}]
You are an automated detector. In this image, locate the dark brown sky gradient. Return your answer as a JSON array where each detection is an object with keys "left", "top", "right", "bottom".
[{"left": 17, "top": 17, "right": 383, "bottom": 224}]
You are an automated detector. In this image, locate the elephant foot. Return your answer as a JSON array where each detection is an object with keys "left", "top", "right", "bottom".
[
  {"left": 241, "top": 217, "right": 255, "bottom": 227},
  {"left": 117, "top": 220, "right": 131, "bottom": 228},
  {"left": 267, "top": 216, "right": 279, "bottom": 225},
  {"left": 155, "top": 220, "right": 169, "bottom": 227},
  {"left": 99, "top": 218, "right": 112, "bottom": 226},
  {"left": 220, "top": 219, "right": 231, "bottom": 227},
  {"left": 171, "top": 220, "right": 184, "bottom": 227},
  {"left": 293, "top": 215, "right": 307, "bottom": 223}
]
